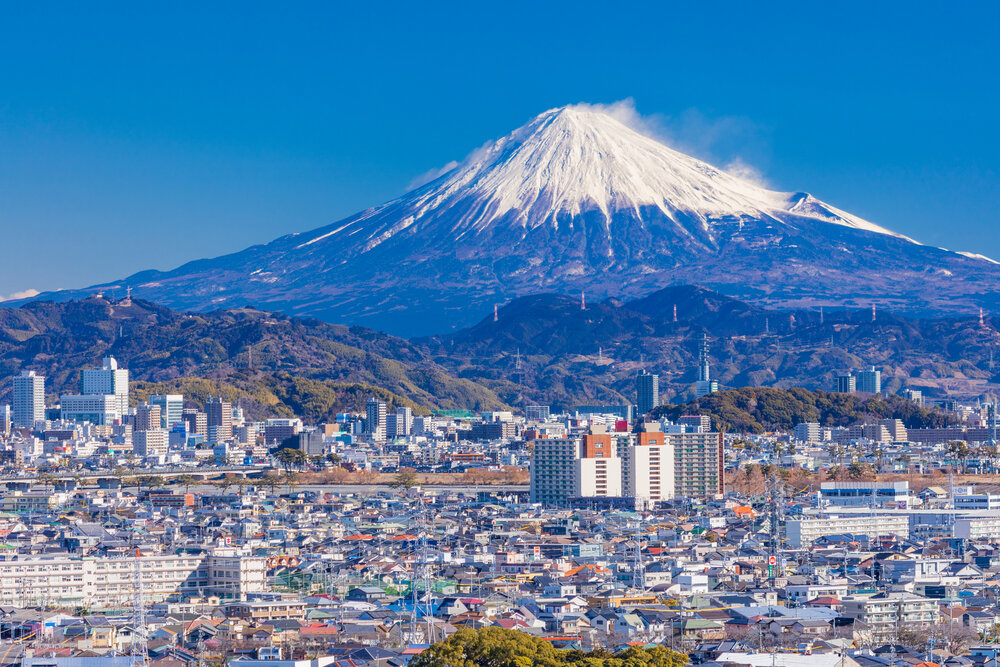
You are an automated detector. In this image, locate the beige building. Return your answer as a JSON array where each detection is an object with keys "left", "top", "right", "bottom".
[{"left": 0, "top": 552, "right": 267, "bottom": 609}]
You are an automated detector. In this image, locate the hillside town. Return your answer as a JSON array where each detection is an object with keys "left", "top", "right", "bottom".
[{"left": 0, "top": 356, "right": 998, "bottom": 667}]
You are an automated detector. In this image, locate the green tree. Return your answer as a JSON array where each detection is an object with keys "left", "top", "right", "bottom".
[
  {"left": 392, "top": 468, "right": 419, "bottom": 490},
  {"left": 260, "top": 471, "right": 282, "bottom": 495},
  {"left": 409, "top": 627, "right": 687, "bottom": 667}
]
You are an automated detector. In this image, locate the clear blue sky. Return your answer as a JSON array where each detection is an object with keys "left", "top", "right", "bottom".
[{"left": 2, "top": 1, "right": 998, "bottom": 298}]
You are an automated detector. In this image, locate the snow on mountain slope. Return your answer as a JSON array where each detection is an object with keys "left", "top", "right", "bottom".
[{"left": 294, "top": 105, "right": 911, "bottom": 251}]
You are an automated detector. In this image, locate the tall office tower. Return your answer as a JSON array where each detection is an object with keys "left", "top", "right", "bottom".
[
  {"left": 82, "top": 356, "right": 130, "bottom": 415},
  {"left": 636, "top": 370, "right": 659, "bottom": 415},
  {"left": 621, "top": 428, "right": 675, "bottom": 504},
  {"left": 0, "top": 405, "right": 10, "bottom": 435},
  {"left": 694, "top": 334, "right": 719, "bottom": 399},
  {"left": 366, "top": 397, "right": 387, "bottom": 441},
  {"left": 183, "top": 408, "right": 208, "bottom": 437},
  {"left": 135, "top": 404, "right": 162, "bottom": 432},
  {"left": 149, "top": 394, "right": 184, "bottom": 428},
  {"left": 206, "top": 397, "right": 233, "bottom": 442},
  {"left": 834, "top": 372, "right": 857, "bottom": 393},
  {"left": 671, "top": 431, "right": 725, "bottom": 499},
  {"left": 12, "top": 371, "right": 45, "bottom": 429},
  {"left": 530, "top": 436, "right": 581, "bottom": 506},
  {"left": 525, "top": 405, "right": 551, "bottom": 421},
  {"left": 856, "top": 366, "right": 882, "bottom": 394}
]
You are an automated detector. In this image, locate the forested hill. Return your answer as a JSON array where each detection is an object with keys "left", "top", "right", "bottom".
[
  {"left": 0, "top": 296, "right": 507, "bottom": 421},
  {"left": 652, "top": 387, "right": 957, "bottom": 434}
]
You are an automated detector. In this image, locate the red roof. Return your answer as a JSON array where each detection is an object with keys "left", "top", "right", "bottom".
[{"left": 809, "top": 596, "right": 841, "bottom": 605}]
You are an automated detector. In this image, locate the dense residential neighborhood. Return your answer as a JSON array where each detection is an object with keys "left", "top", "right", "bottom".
[{"left": 1, "top": 356, "right": 1000, "bottom": 667}]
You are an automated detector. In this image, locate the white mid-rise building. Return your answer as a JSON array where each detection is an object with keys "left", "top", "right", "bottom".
[
  {"left": 134, "top": 428, "right": 169, "bottom": 456},
  {"left": 60, "top": 394, "right": 120, "bottom": 426},
  {"left": 82, "top": 356, "right": 129, "bottom": 415},
  {"left": 0, "top": 552, "right": 266, "bottom": 608},
  {"left": 786, "top": 513, "right": 910, "bottom": 547}
]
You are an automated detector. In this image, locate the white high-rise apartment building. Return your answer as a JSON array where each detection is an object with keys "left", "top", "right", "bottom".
[
  {"left": 0, "top": 405, "right": 10, "bottom": 434},
  {"left": 530, "top": 433, "right": 624, "bottom": 506},
  {"left": 575, "top": 456, "right": 622, "bottom": 498},
  {"left": 530, "top": 437, "right": 580, "bottom": 506},
  {"left": 12, "top": 371, "right": 45, "bottom": 428},
  {"left": 82, "top": 356, "right": 129, "bottom": 415},
  {"left": 623, "top": 440, "right": 676, "bottom": 503},
  {"left": 150, "top": 394, "right": 184, "bottom": 428}
]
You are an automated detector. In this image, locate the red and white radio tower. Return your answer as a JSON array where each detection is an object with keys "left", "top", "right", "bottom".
[
  {"left": 493, "top": 304, "right": 498, "bottom": 322},
  {"left": 673, "top": 304, "right": 678, "bottom": 323},
  {"left": 581, "top": 290, "right": 586, "bottom": 311},
  {"left": 981, "top": 307, "right": 986, "bottom": 327},
  {"left": 871, "top": 304, "right": 876, "bottom": 323}
]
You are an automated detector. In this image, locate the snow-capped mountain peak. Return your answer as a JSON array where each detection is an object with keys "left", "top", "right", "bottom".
[{"left": 304, "top": 105, "right": 911, "bottom": 251}]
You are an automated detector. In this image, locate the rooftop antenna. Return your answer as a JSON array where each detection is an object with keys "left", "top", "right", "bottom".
[
  {"left": 493, "top": 304, "right": 499, "bottom": 323},
  {"left": 673, "top": 304, "right": 678, "bottom": 323}
]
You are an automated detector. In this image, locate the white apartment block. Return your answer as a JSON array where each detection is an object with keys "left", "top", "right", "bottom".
[
  {"left": 785, "top": 513, "right": 910, "bottom": 547},
  {"left": 575, "top": 456, "right": 622, "bottom": 498},
  {"left": 0, "top": 553, "right": 266, "bottom": 609},
  {"left": 530, "top": 437, "right": 580, "bottom": 506},
  {"left": 954, "top": 516, "right": 1000, "bottom": 539},
  {"left": 840, "top": 592, "right": 937, "bottom": 638},
  {"left": 622, "top": 442, "right": 675, "bottom": 502}
]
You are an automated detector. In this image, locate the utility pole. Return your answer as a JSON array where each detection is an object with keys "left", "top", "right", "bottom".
[
  {"left": 632, "top": 515, "right": 644, "bottom": 591},
  {"left": 131, "top": 548, "right": 149, "bottom": 666}
]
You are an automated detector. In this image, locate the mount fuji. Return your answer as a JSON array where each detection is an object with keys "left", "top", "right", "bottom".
[{"left": 21, "top": 105, "right": 1000, "bottom": 335}]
